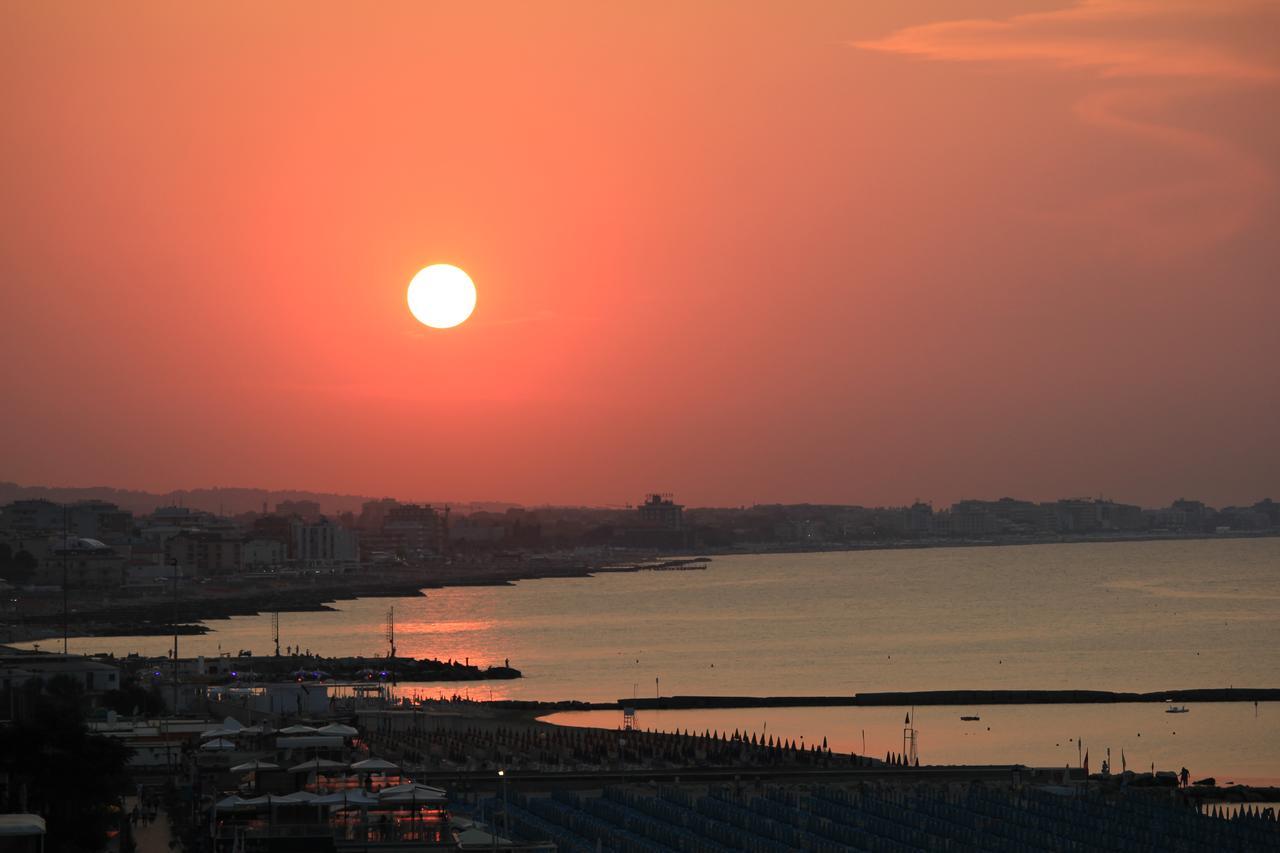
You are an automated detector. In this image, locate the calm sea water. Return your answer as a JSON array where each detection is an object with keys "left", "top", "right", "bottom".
[
  {"left": 541, "top": 704, "right": 1279, "bottom": 787},
  {"left": 31, "top": 538, "right": 1280, "bottom": 780}
]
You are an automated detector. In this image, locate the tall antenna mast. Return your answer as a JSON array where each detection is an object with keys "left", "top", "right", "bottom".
[
  {"left": 62, "top": 505, "right": 69, "bottom": 655},
  {"left": 385, "top": 606, "right": 396, "bottom": 659},
  {"left": 903, "top": 707, "right": 919, "bottom": 766},
  {"left": 272, "top": 611, "right": 280, "bottom": 657}
]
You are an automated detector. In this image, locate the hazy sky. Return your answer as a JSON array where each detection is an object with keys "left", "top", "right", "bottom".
[{"left": 3, "top": 1, "right": 1277, "bottom": 508}]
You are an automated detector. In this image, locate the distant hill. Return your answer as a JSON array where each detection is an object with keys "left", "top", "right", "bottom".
[{"left": 0, "top": 481, "right": 378, "bottom": 515}]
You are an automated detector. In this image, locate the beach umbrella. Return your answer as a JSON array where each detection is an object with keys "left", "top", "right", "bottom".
[
  {"left": 213, "top": 795, "right": 248, "bottom": 811},
  {"left": 350, "top": 757, "right": 399, "bottom": 772},
  {"left": 279, "top": 724, "right": 318, "bottom": 735},
  {"left": 318, "top": 723, "right": 359, "bottom": 736},
  {"left": 314, "top": 789, "right": 379, "bottom": 808},
  {"left": 200, "top": 728, "right": 238, "bottom": 739},
  {"left": 288, "top": 757, "right": 347, "bottom": 773},
  {"left": 230, "top": 759, "right": 279, "bottom": 772},
  {"left": 378, "top": 782, "right": 446, "bottom": 803},
  {"left": 201, "top": 738, "right": 236, "bottom": 751}
]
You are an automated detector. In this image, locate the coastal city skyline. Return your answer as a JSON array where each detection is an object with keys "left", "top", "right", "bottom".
[
  {"left": 3, "top": 485, "right": 1276, "bottom": 590},
  {"left": 3, "top": 2, "right": 1278, "bottom": 849},
  {"left": 2, "top": 477, "right": 1276, "bottom": 518}
]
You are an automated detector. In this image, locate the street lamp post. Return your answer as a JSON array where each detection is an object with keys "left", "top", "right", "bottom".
[
  {"left": 492, "top": 769, "right": 507, "bottom": 852},
  {"left": 62, "top": 506, "right": 69, "bottom": 655}
]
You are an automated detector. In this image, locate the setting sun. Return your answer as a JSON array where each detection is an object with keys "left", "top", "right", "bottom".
[{"left": 407, "top": 264, "right": 476, "bottom": 329}]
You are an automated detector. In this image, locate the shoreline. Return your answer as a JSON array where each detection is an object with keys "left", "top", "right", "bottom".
[
  {"left": 7, "top": 532, "right": 1275, "bottom": 646},
  {"left": 698, "top": 529, "right": 1279, "bottom": 558},
  {"left": 490, "top": 688, "right": 1280, "bottom": 713},
  {"left": 2, "top": 558, "right": 706, "bottom": 644}
]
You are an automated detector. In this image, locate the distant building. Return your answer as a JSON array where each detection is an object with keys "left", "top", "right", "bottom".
[
  {"left": 165, "top": 531, "right": 243, "bottom": 576},
  {"left": 35, "top": 537, "right": 127, "bottom": 587},
  {"left": 449, "top": 514, "right": 507, "bottom": 544},
  {"left": 638, "top": 494, "right": 684, "bottom": 530},
  {"left": 66, "top": 500, "right": 133, "bottom": 542},
  {"left": 0, "top": 499, "right": 65, "bottom": 534},
  {"left": 949, "top": 501, "right": 998, "bottom": 536},
  {"left": 292, "top": 517, "right": 359, "bottom": 566},
  {"left": 250, "top": 514, "right": 297, "bottom": 558},
  {"left": 358, "top": 498, "right": 401, "bottom": 531},
  {"left": 138, "top": 506, "right": 223, "bottom": 545},
  {"left": 364, "top": 504, "right": 448, "bottom": 559},
  {"left": 906, "top": 502, "right": 933, "bottom": 534},
  {"left": 1053, "top": 499, "right": 1102, "bottom": 533},
  {"left": 1170, "top": 498, "right": 1211, "bottom": 532},
  {"left": 989, "top": 498, "right": 1055, "bottom": 533},
  {"left": 242, "top": 537, "right": 288, "bottom": 569},
  {"left": 0, "top": 652, "right": 121, "bottom": 700}
]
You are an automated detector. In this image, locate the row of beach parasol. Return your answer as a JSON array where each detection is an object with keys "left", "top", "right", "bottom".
[
  {"left": 198, "top": 716, "right": 360, "bottom": 749},
  {"left": 213, "top": 782, "right": 447, "bottom": 811},
  {"left": 226, "top": 756, "right": 401, "bottom": 773}
]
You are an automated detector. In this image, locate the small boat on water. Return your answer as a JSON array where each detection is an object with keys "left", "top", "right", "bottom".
[
  {"left": 960, "top": 715, "right": 981, "bottom": 721},
  {"left": 1166, "top": 705, "right": 1190, "bottom": 714}
]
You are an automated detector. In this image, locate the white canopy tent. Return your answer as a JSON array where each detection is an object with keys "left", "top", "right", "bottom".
[
  {"left": 317, "top": 722, "right": 359, "bottom": 736},
  {"left": 279, "top": 724, "right": 318, "bottom": 735},
  {"left": 349, "top": 757, "right": 398, "bottom": 772},
  {"left": 230, "top": 759, "right": 280, "bottom": 773}
]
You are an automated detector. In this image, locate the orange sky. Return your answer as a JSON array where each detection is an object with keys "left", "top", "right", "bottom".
[{"left": 2, "top": 1, "right": 1277, "bottom": 508}]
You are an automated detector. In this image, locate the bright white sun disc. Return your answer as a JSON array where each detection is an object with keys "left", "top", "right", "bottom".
[{"left": 407, "top": 264, "right": 476, "bottom": 329}]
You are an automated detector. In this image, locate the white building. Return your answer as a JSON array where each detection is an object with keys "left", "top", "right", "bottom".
[
  {"left": 292, "top": 518, "right": 359, "bottom": 566},
  {"left": 242, "top": 537, "right": 287, "bottom": 569}
]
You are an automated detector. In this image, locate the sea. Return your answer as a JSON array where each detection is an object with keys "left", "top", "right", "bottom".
[{"left": 28, "top": 537, "right": 1280, "bottom": 783}]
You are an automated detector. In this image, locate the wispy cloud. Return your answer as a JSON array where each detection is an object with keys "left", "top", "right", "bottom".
[{"left": 856, "top": 0, "right": 1280, "bottom": 255}]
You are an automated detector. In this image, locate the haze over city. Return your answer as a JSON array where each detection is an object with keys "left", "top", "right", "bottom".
[{"left": 4, "top": 1, "right": 1278, "bottom": 508}]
